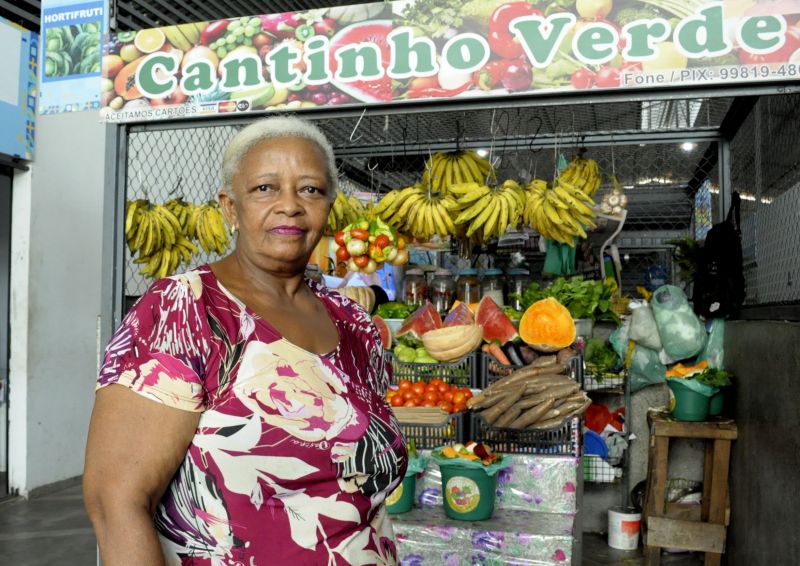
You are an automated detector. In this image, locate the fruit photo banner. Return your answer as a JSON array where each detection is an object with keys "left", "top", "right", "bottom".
[{"left": 101, "top": 0, "right": 800, "bottom": 123}]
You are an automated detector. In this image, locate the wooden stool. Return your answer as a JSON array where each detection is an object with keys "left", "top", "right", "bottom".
[{"left": 642, "top": 412, "right": 737, "bottom": 566}]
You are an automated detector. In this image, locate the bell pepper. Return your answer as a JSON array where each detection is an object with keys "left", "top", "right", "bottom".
[{"left": 489, "top": 3, "right": 542, "bottom": 60}]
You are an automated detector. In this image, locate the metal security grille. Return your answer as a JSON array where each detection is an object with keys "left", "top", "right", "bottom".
[
  {"left": 123, "top": 96, "right": 728, "bottom": 298},
  {"left": 124, "top": 125, "right": 238, "bottom": 297},
  {"left": 730, "top": 93, "right": 800, "bottom": 306}
]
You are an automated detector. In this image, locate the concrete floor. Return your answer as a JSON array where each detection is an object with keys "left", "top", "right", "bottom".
[{"left": 0, "top": 484, "right": 705, "bottom": 565}]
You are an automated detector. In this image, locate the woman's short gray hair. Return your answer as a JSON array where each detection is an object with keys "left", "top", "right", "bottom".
[{"left": 221, "top": 116, "right": 338, "bottom": 199}]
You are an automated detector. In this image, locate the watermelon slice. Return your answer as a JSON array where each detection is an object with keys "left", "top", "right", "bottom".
[
  {"left": 443, "top": 302, "right": 474, "bottom": 327},
  {"left": 329, "top": 20, "right": 394, "bottom": 103},
  {"left": 372, "top": 315, "right": 392, "bottom": 349},
  {"left": 476, "top": 296, "right": 518, "bottom": 345},
  {"left": 396, "top": 302, "right": 442, "bottom": 339}
]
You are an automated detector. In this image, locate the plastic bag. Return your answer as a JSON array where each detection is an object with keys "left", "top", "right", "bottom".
[
  {"left": 405, "top": 456, "right": 428, "bottom": 477},
  {"left": 609, "top": 317, "right": 631, "bottom": 360},
  {"left": 629, "top": 305, "right": 663, "bottom": 351},
  {"left": 630, "top": 345, "right": 667, "bottom": 392},
  {"left": 651, "top": 285, "right": 707, "bottom": 361},
  {"left": 697, "top": 319, "right": 725, "bottom": 368}
]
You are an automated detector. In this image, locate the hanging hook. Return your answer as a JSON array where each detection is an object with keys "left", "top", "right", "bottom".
[{"left": 349, "top": 108, "right": 367, "bottom": 142}]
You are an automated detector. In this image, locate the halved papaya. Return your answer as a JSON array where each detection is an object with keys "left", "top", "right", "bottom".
[{"left": 114, "top": 58, "right": 145, "bottom": 100}]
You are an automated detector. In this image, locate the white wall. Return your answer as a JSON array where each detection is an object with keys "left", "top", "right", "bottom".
[{"left": 9, "top": 111, "right": 106, "bottom": 494}]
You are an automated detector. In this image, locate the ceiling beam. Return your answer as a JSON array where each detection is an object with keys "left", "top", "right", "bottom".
[{"left": 0, "top": 0, "right": 39, "bottom": 25}]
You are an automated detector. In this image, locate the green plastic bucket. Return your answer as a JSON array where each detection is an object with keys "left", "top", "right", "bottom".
[
  {"left": 440, "top": 464, "right": 498, "bottom": 521},
  {"left": 667, "top": 379, "right": 715, "bottom": 422},
  {"left": 708, "top": 391, "right": 724, "bottom": 416},
  {"left": 386, "top": 474, "right": 416, "bottom": 514}
]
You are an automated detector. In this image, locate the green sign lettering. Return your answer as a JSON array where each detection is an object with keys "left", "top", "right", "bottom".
[
  {"left": 511, "top": 13, "right": 576, "bottom": 68},
  {"left": 388, "top": 28, "right": 437, "bottom": 77},
  {"left": 221, "top": 54, "right": 262, "bottom": 89},
  {"left": 266, "top": 42, "right": 302, "bottom": 86},
  {"left": 574, "top": 23, "right": 618, "bottom": 64},
  {"left": 335, "top": 43, "right": 384, "bottom": 80},
  {"left": 623, "top": 19, "right": 671, "bottom": 60},
  {"left": 738, "top": 15, "right": 786, "bottom": 53},
  {"left": 675, "top": 5, "right": 730, "bottom": 57},
  {"left": 136, "top": 53, "right": 178, "bottom": 97},
  {"left": 443, "top": 33, "right": 489, "bottom": 71},
  {"left": 304, "top": 36, "right": 331, "bottom": 83},
  {"left": 180, "top": 60, "right": 216, "bottom": 93}
]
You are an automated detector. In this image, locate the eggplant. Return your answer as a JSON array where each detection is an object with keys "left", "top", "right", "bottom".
[{"left": 502, "top": 342, "right": 525, "bottom": 367}]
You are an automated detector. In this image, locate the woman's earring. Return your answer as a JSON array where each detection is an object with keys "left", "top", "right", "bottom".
[{"left": 230, "top": 224, "right": 238, "bottom": 236}]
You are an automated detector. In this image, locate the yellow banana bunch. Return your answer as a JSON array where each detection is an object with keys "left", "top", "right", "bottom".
[
  {"left": 326, "top": 192, "right": 367, "bottom": 234},
  {"left": 422, "top": 150, "right": 493, "bottom": 195},
  {"left": 451, "top": 179, "right": 525, "bottom": 242},
  {"left": 191, "top": 202, "right": 231, "bottom": 256},
  {"left": 375, "top": 184, "right": 458, "bottom": 241},
  {"left": 523, "top": 177, "right": 597, "bottom": 245},
  {"left": 135, "top": 236, "right": 199, "bottom": 280},
  {"left": 558, "top": 154, "right": 602, "bottom": 196},
  {"left": 164, "top": 197, "right": 196, "bottom": 236}
]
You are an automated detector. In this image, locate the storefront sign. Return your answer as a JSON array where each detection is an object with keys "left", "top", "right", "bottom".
[
  {"left": 101, "top": 0, "right": 800, "bottom": 123},
  {"left": 0, "top": 17, "right": 37, "bottom": 160},
  {"left": 39, "top": 0, "right": 106, "bottom": 114}
]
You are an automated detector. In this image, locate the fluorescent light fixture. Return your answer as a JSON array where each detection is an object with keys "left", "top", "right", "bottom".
[
  {"left": 681, "top": 142, "right": 696, "bottom": 151},
  {"left": 477, "top": 149, "right": 489, "bottom": 157}
]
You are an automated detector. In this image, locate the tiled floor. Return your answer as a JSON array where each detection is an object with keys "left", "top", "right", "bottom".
[{"left": 0, "top": 484, "right": 705, "bottom": 565}]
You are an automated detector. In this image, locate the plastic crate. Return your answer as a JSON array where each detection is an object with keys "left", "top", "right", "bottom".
[
  {"left": 399, "top": 412, "right": 465, "bottom": 450},
  {"left": 480, "top": 352, "right": 582, "bottom": 388},
  {"left": 386, "top": 351, "right": 478, "bottom": 389},
  {"left": 470, "top": 413, "right": 581, "bottom": 456}
]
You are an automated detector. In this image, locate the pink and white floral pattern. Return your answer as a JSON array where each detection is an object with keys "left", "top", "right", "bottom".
[{"left": 98, "top": 267, "right": 407, "bottom": 564}]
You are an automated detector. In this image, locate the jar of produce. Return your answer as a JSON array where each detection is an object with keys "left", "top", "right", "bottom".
[
  {"left": 430, "top": 268, "right": 456, "bottom": 314},
  {"left": 481, "top": 268, "right": 505, "bottom": 307},
  {"left": 506, "top": 268, "right": 532, "bottom": 311},
  {"left": 402, "top": 268, "right": 427, "bottom": 306},
  {"left": 456, "top": 268, "right": 481, "bottom": 304}
]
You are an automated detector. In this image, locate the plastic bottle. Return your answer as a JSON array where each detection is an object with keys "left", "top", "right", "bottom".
[
  {"left": 429, "top": 268, "right": 456, "bottom": 314},
  {"left": 456, "top": 268, "right": 481, "bottom": 305},
  {"left": 402, "top": 268, "right": 427, "bottom": 306},
  {"left": 481, "top": 268, "right": 506, "bottom": 307}
]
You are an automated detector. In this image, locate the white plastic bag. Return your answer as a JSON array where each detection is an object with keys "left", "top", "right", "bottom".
[
  {"left": 652, "top": 285, "right": 707, "bottom": 361},
  {"left": 629, "top": 305, "right": 663, "bottom": 351}
]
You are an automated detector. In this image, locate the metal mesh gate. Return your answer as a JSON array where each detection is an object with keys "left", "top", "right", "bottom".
[
  {"left": 123, "top": 97, "right": 726, "bottom": 298},
  {"left": 730, "top": 94, "right": 800, "bottom": 306}
]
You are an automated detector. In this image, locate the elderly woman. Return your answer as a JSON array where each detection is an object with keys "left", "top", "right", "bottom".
[{"left": 84, "top": 116, "right": 408, "bottom": 564}]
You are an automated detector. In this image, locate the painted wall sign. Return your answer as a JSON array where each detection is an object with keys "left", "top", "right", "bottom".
[
  {"left": 0, "top": 17, "right": 37, "bottom": 160},
  {"left": 39, "top": 0, "right": 106, "bottom": 114},
  {"left": 100, "top": 0, "right": 800, "bottom": 123}
]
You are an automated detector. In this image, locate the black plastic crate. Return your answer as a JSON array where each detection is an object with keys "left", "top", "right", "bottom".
[
  {"left": 398, "top": 412, "right": 465, "bottom": 450},
  {"left": 480, "top": 352, "right": 582, "bottom": 388},
  {"left": 386, "top": 351, "right": 478, "bottom": 389},
  {"left": 470, "top": 413, "right": 581, "bottom": 456}
]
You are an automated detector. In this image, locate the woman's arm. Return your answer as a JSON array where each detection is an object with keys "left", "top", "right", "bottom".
[{"left": 84, "top": 384, "right": 201, "bottom": 565}]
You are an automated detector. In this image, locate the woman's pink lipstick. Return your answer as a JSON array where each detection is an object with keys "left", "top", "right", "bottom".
[{"left": 271, "top": 225, "right": 306, "bottom": 235}]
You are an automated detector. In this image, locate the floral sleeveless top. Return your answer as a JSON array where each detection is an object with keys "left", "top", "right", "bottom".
[{"left": 98, "top": 267, "right": 407, "bottom": 565}]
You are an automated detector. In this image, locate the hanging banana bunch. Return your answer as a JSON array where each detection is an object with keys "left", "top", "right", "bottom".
[
  {"left": 188, "top": 202, "right": 231, "bottom": 256},
  {"left": 421, "top": 150, "right": 493, "bottom": 195},
  {"left": 558, "top": 151, "right": 602, "bottom": 196},
  {"left": 522, "top": 177, "right": 597, "bottom": 246},
  {"left": 450, "top": 179, "right": 526, "bottom": 242},
  {"left": 374, "top": 185, "right": 459, "bottom": 241},
  {"left": 326, "top": 192, "right": 368, "bottom": 234}
]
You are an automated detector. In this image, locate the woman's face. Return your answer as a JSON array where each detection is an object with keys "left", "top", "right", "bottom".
[{"left": 221, "top": 136, "right": 332, "bottom": 274}]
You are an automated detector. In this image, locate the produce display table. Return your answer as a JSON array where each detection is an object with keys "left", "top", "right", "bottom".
[
  {"left": 393, "top": 508, "right": 575, "bottom": 565},
  {"left": 392, "top": 453, "right": 580, "bottom": 564}
]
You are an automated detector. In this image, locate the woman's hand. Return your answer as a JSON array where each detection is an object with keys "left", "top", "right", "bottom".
[{"left": 83, "top": 385, "right": 201, "bottom": 565}]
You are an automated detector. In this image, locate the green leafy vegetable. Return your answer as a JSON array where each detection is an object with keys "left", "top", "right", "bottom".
[
  {"left": 691, "top": 368, "right": 731, "bottom": 388},
  {"left": 514, "top": 276, "right": 620, "bottom": 325},
  {"left": 399, "top": 0, "right": 464, "bottom": 38},
  {"left": 585, "top": 338, "right": 619, "bottom": 374},
  {"left": 375, "top": 302, "right": 416, "bottom": 320}
]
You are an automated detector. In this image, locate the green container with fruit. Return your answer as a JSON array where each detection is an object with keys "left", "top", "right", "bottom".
[
  {"left": 386, "top": 445, "right": 426, "bottom": 515},
  {"left": 432, "top": 443, "right": 508, "bottom": 521},
  {"left": 667, "top": 378, "right": 717, "bottom": 422}
]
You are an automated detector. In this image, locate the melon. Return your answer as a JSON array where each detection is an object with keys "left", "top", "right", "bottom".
[
  {"left": 396, "top": 302, "right": 442, "bottom": 340},
  {"left": 519, "top": 297, "right": 576, "bottom": 352},
  {"left": 372, "top": 315, "right": 392, "bottom": 349},
  {"left": 475, "top": 296, "right": 518, "bottom": 345},
  {"left": 443, "top": 302, "right": 474, "bottom": 327},
  {"left": 329, "top": 20, "right": 394, "bottom": 102}
]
